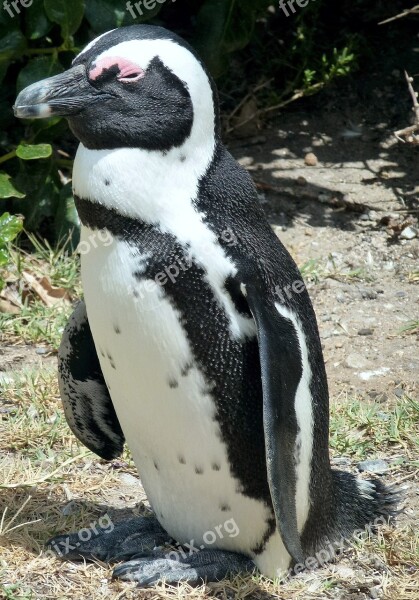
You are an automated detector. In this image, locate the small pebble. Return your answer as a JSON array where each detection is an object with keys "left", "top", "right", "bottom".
[
  {"left": 304, "top": 152, "right": 318, "bottom": 166},
  {"left": 358, "top": 328, "right": 374, "bottom": 336},
  {"left": 400, "top": 226, "right": 417, "bottom": 240},
  {"left": 118, "top": 473, "right": 140, "bottom": 486},
  {"left": 357, "top": 459, "right": 389, "bottom": 474},
  {"left": 345, "top": 352, "right": 369, "bottom": 369},
  {"left": 35, "top": 347, "right": 48, "bottom": 355},
  {"left": 297, "top": 176, "right": 307, "bottom": 186},
  {"left": 360, "top": 289, "right": 378, "bottom": 300}
]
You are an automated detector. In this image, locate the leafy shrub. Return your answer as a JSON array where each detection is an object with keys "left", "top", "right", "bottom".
[{"left": 0, "top": 0, "right": 272, "bottom": 241}]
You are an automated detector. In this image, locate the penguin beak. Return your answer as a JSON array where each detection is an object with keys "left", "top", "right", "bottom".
[{"left": 14, "top": 64, "right": 109, "bottom": 119}]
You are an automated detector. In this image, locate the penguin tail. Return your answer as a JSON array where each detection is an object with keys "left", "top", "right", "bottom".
[
  {"left": 301, "top": 470, "right": 402, "bottom": 566},
  {"left": 331, "top": 469, "right": 402, "bottom": 531}
]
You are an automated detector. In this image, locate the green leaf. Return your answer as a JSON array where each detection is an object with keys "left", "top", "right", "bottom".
[
  {"left": 0, "top": 246, "right": 8, "bottom": 268},
  {"left": 0, "top": 212, "right": 23, "bottom": 244},
  {"left": 32, "top": 117, "right": 68, "bottom": 142},
  {"left": 192, "top": 0, "right": 267, "bottom": 76},
  {"left": 25, "top": 1, "right": 53, "bottom": 40},
  {"left": 55, "top": 183, "right": 80, "bottom": 249},
  {"left": 16, "top": 144, "right": 52, "bottom": 160},
  {"left": 44, "top": 0, "right": 85, "bottom": 40},
  {"left": 17, "top": 56, "right": 64, "bottom": 94},
  {"left": 22, "top": 176, "right": 59, "bottom": 231},
  {"left": 85, "top": 0, "right": 128, "bottom": 33},
  {"left": 13, "top": 158, "right": 51, "bottom": 197},
  {"left": 0, "top": 173, "right": 25, "bottom": 199},
  {"left": 0, "top": 27, "right": 27, "bottom": 62}
]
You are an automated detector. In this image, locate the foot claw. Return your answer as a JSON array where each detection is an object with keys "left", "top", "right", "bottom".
[{"left": 112, "top": 549, "right": 254, "bottom": 586}]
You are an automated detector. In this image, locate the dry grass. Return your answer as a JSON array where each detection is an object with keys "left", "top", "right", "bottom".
[
  {"left": 0, "top": 239, "right": 418, "bottom": 599},
  {"left": 0, "top": 367, "right": 418, "bottom": 599}
]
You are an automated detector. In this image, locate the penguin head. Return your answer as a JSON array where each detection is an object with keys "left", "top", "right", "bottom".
[{"left": 14, "top": 25, "right": 219, "bottom": 152}]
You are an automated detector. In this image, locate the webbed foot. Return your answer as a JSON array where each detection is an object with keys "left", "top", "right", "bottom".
[
  {"left": 47, "top": 515, "right": 170, "bottom": 562},
  {"left": 113, "top": 548, "right": 255, "bottom": 586}
]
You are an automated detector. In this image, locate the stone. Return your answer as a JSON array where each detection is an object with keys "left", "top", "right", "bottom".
[
  {"left": 357, "top": 459, "right": 389, "bottom": 474},
  {"left": 35, "top": 346, "right": 48, "bottom": 355},
  {"left": 118, "top": 473, "right": 140, "bottom": 486},
  {"left": 304, "top": 152, "right": 318, "bottom": 166},
  {"left": 345, "top": 352, "right": 368, "bottom": 369},
  {"left": 400, "top": 226, "right": 417, "bottom": 240},
  {"left": 360, "top": 289, "right": 378, "bottom": 300}
]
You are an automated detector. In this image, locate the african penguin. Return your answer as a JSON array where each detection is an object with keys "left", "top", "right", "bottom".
[{"left": 14, "top": 25, "right": 397, "bottom": 586}]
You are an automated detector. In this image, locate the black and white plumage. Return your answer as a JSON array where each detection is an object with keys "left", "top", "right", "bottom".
[{"left": 14, "top": 25, "right": 397, "bottom": 585}]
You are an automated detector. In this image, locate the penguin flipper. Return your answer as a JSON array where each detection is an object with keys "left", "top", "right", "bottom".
[
  {"left": 245, "top": 283, "right": 304, "bottom": 565},
  {"left": 58, "top": 300, "right": 125, "bottom": 460}
]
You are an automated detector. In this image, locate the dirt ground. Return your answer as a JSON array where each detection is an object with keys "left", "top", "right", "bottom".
[
  {"left": 1, "top": 49, "right": 418, "bottom": 600},
  {"left": 231, "top": 105, "right": 418, "bottom": 400}
]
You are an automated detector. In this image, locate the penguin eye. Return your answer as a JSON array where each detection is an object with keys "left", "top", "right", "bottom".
[
  {"left": 117, "top": 66, "right": 145, "bottom": 84},
  {"left": 89, "top": 57, "right": 145, "bottom": 84},
  {"left": 117, "top": 72, "right": 145, "bottom": 84}
]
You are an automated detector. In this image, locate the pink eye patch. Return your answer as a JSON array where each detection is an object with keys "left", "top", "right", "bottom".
[{"left": 89, "top": 56, "right": 145, "bottom": 83}]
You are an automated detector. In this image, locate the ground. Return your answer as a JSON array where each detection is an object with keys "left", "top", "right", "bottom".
[{"left": 0, "top": 61, "right": 418, "bottom": 600}]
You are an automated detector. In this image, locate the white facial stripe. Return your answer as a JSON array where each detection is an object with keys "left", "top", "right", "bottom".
[
  {"left": 274, "top": 303, "right": 313, "bottom": 533},
  {"left": 74, "top": 29, "right": 116, "bottom": 62}
]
